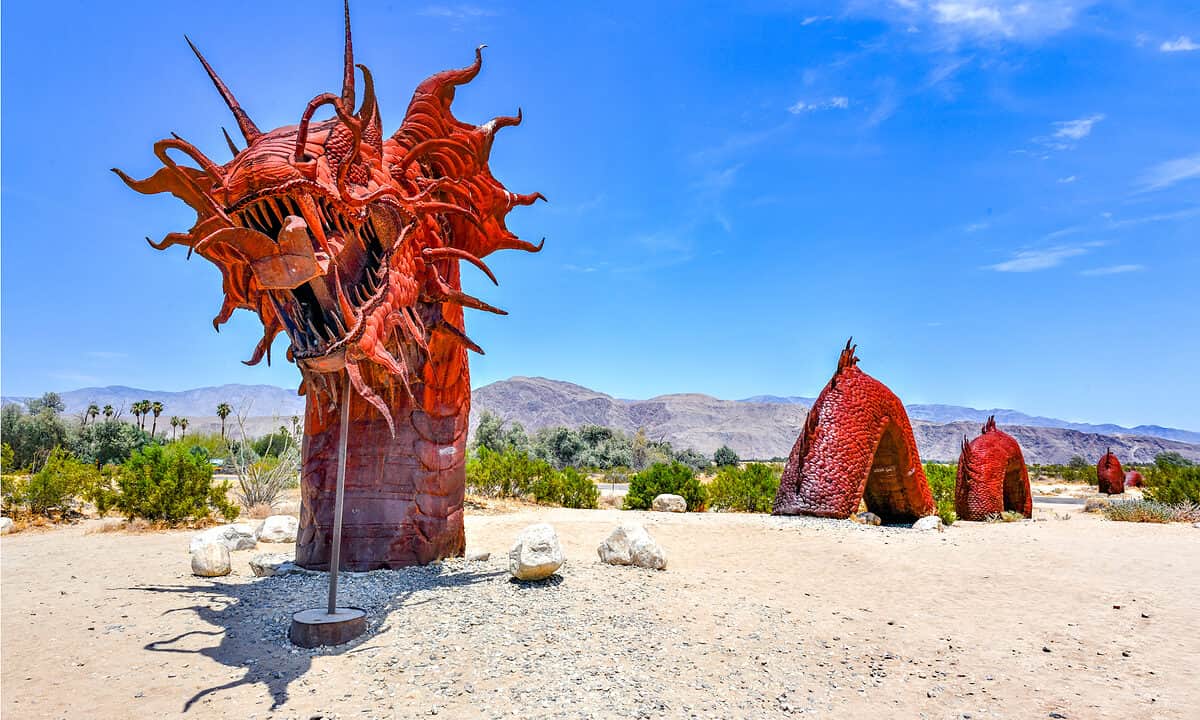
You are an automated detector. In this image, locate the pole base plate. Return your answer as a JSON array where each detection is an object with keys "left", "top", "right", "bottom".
[{"left": 289, "top": 607, "right": 366, "bottom": 648}]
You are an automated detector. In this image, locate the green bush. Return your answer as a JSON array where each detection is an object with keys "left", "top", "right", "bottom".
[
  {"left": 923, "top": 462, "right": 957, "bottom": 525},
  {"left": 557, "top": 467, "right": 600, "bottom": 509},
  {"left": 708, "top": 462, "right": 779, "bottom": 512},
  {"left": 6, "top": 447, "right": 102, "bottom": 516},
  {"left": 113, "top": 444, "right": 238, "bottom": 523},
  {"left": 713, "top": 445, "right": 740, "bottom": 467},
  {"left": 1143, "top": 461, "right": 1200, "bottom": 505},
  {"left": 71, "top": 418, "right": 150, "bottom": 468},
  {"left": 625, "top": 462, "right": 707, "bottom": 511},
  {"left": 466, "top": 447, "right": 554, "bottom": 498}
]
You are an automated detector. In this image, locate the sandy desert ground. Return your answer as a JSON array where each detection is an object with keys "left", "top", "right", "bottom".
[{"left": 2, "top": 500, "right": 1198, "bottom": 719}]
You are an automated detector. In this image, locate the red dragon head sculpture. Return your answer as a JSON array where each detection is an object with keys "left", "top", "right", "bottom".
[{"left": 113, "top": 2, "right": 543, "bottom": 434}]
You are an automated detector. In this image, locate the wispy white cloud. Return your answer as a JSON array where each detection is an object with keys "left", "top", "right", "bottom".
[
  {"left": 418, "top": 5, "right": 498, "bottom": 20},
  {"left": 1137, "top": 153, "right": 1200, "bottom": 192},
  {"left": 1160, "top": 35, "right": 1199, "bottom": 52},
  {"left": 1053, "top": 114, "right": 1104, "bottom": 140},
  {"left": 847, "top": 1, "right": 1091, "bottom": 43},
  {"left": 1080, "top": 264, "right": 1145, "bottom": 276},
  {"left": 1029, "top": 113, "right": 1104, "bottom": 151},
  {"left": 788, "top": 96, "right": 850, "bottom": 114},
  {"left": 1057, "top": 175, "right": 1077, "bottom": 184},
  {"left": 801, "top": 16, "right": 831, "bottom": 26},
  {"left": 986, "top": 245, "right": 1089, "bottom": 272},
  {"left": 965, "top": 220, "right": 990, "bottom": 232}
]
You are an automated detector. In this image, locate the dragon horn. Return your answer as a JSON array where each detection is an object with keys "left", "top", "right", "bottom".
[
  {"left": 341, "top": 0, "right": 355, "bottom": 109},
  {"left": 185, "top": 35, "right": 261, "bottom": 143}
]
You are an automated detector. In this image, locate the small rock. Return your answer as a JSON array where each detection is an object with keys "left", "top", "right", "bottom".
[
  {"left": 1121, "top": 650, "right": 1131, "bottom": 657},
  {"left": 1042, "top": 646, "right": 1051, "bottom": 653},
  {"left": 189, "top": 523, "right": 257, "bottom": 553},
  {"left": 912, "top": 516, "right": 942, "bottom": 531},
  {"left": 852, "top": 512, "right": 882, "bottom": 526},
  {"left": 508, "top": 523, "right": 564, "bottom": 581},
  {"left": 191, "top": 542, "right": 231, "bottom": 577},
  {"left": 255, "top": 515, "right": 298, "bottom": 543},
  {"left": 651, "top": 494, "right": 687, "bottom": 513},
  {"left": 0, "top": 517, "right": 13, "bottom": 534},
  {"left": 597, "top": 523, "right": 667, "bottom": 570},
  {"left": 465, "top": 550, "right": 491, "bottom": 562},
  {"left": 248, "top": 552, "right": 303, "bottom": 577}
]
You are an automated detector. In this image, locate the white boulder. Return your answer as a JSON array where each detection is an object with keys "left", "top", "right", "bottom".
[
  {"left": 508, "top": 523, "right": 564, "bottom": 581},
  {"left": 191, "top": 542, "right": 231, "bottom": 577},
  {"left": 0, "top": 517, "right": 13, "bottom": 534},
  {"left": 597, "top": 523, "right": 666, "bottom": 570},
  {"left": 248, "top": 552, "right": 306, "bottom": 577},
  {"left": 651, "top": 494, "right": 687, "bottom": 513},
  {"left": 465, "top": 550, "right": 491, "bottom": 562},
  {"left": 912, "top": 516, "right": 943, "bottom": 531},
  {"left": 256, "top": 515, "right": 298, "bottom": 543},
  {"left": 190, "top": 523, "right": 257, "bottom": 553}
]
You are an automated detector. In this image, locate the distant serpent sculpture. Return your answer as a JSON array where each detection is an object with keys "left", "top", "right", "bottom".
[
  {"left": 1124, "top": 470, "right": 1145, "bottom": 489},
  {"left": 115, "top": 2, "right": 543, "bottom": 569},
  {"left": 954, "top": 416, "right": 1032, "bottom": 520},
  {"left": 773, "top": 339, "right": 935, "bottom": 523},
  {"left": 1097, "top": 449, "right": 1125, "bottom": 495}
]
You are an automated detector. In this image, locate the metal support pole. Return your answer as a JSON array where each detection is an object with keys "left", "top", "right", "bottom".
[{"left": 327, "top": 372, "right": 351, "bottom": 615}]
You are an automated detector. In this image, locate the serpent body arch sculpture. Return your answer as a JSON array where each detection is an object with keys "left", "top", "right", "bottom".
[
  {"left": 115, "top": 3, "right": 543, "bottom": 570},
  {"left": 1097, "top": 449, "right": 1125, "bottom": 495},
  {"left": 1124, "top": 470, "right": 1145, "bottom": 489},
  {"left": 773, "top": 340, "right": 935, "bottom": 523},
  {"left": 954, "top": 416, "right": 1031, "bottom": 520}
]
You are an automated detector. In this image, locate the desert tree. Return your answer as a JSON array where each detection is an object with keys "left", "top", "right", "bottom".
[
  {"left": 169, "top": 416, "right": 181, "bottom": 440},
  {"left": 228, "top": 408, "right": 300, "bottom": 509},
  {"left": 179, "top": 417, "right": 189, "bottom": 438},
  {"left": 150, "top": 401, "right": 163, "bottom": 438},
  {"left": 216, "top": 403, "right": 232, "bottom": 440},
  {"left": 102, "top": 404, "right": 114, "bottom": 420}
]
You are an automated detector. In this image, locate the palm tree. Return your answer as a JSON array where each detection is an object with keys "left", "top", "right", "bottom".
[
  {"left": 85, "top": 404, "right": 100, "bottom": 426},
  {"left": 170, "top": 416, "right": 181, "bottom": 440},
  {"left": 131, "top": 401, "right": 143, "bottom": 430},
  {"left": 216, "top": 403, "right": 232, "bottom": 440},
  {"left": 150, "top": 401, "right": 164, "bottom": 438},
  {"left": 179, "top": 417, "right": 189, "bottom": 438},
  {"left": 103, "top": 404, "right": 114, "bottom": 420}
]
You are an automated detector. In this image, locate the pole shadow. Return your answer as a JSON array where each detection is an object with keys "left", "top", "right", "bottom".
[{"left": 130, "top": 563, "right": 504, "bottom": 711}]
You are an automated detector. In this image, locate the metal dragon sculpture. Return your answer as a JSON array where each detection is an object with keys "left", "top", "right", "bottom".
[
  {"left": 773, "top": 339, "right": 936, "bottom": 523},
  {"left": 955, "top": 416, "right": 1032, "bottom": 521},
  {"left": 115, "top": 2, "right": 543, "bottom": 570}
]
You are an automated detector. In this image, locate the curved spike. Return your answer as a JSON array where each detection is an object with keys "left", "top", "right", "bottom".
[
  {"left": 221, "top": 127, "right": 240, "bottom": 157},
  {"left": 345, "top": 360, "right": 396, "bottom": 437},
  {"left": 493, "top": 235, "right": 545, "bottom": 254},
  {"left": 184, "top": 35, "right": 261, "bottom": 143},
  {"left": 212, "top": 295, "right": 237, "bottom": 332},
  {"left": 394, "top": 137, "right": 476, "bottom": 177},
  {"left": 146, "top": 232, "right": 194, "bottom": 251},
  {"left": 355, "top": 63, "right": 384, "bottom": 156},
  {"left": 434, "top": 320, "right": 485, "bottom": 355},
  {"left": 413, "top": 45, "right": 485, "bottom": 100},
  {"left": 423, "top": 246, "right": 498, "bottom": 285},
  {"left": 341, "top": 0, "right": 355, "bottom": 108},
  {"left": 509, "top": 191, "right": 547, "bottom": 209},
  {"left": 484, "top": 108, "right": 522, "bottom": 134}
]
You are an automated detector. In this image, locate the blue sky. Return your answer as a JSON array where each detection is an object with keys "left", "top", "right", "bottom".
[{"left": 2, "top": 1, "right": 1198, "bottom": 429}]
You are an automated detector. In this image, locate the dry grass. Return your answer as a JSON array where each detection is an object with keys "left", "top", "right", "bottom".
[
  {"left": 985, "top": 510, "right": 1028, "bottom": 523},
  {"left": 598, "top": 494, "right": 623, "bottom": 510},
  {"left": 84, "top": 516, "right": 221, "bottom": 534},
  {"left": 1102, "top": 500, "right": 1200, "bottom": 524},
  {"left": 241, "top": 502, "right": 277, "bottom": 519}
]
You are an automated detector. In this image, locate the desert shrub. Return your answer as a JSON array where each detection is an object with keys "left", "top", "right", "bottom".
[
  {"left": 674, "top": 448, "right": 711, "bottom": 472},
  {"left": 531, "top": 466, "right": 599, "bottom": 509},
  {"left": 182, "top": 432, "right": 232, "bottom": 459},
  {"left": 72, "top": 418, "right": 151, "bottom": 468},
  {"left": 1143, "top": 460, "right": 1200, "bottom": 505},
  {"left": 1, "top": 403, "right": 69, "bottom": 470},
  {"left": 0, "top": 443, "right": 14, "bottom": 473},
  {"left": 985, "top": 510, "right": 1027, "bottom": 523},
  {"left": 472, "top": 410, "right": 531, "bottom": 455},
  {"left": 558, "top": 467, "right": 600, "bottom": 509},
  {"left": 923, "top": 462, "right": 958, "bottom": 525},
  {"left": 252, "top": 429, "right": 296, "bottom": 459},
  {"left": 625, "top": 462, "right": 707, "bottom": 512},
  {"left": 12, "top": 447, "right": 102, "bottom": 516},
  {"left": 466, "top": 447, "right": 554, "bottom": 499},
  {"left": 113, "top": 444, "right": 238, "bottom": 523},
  {"left": 1102, "top": 499, "right": 1200, "bottom": 524},
  {"left": 708, "top": 462, "right": 779, "bottom": 512},
  {"left": 713, "top": 445, "right": 740, "bottom": 467}
]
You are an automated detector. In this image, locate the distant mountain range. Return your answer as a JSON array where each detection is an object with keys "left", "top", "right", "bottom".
[
  {"left": 745, "top": 395, "right": 1200, "bottom": 445},
  {"left": 5, "top": 377, "right": 1198, "bottom": 464}
]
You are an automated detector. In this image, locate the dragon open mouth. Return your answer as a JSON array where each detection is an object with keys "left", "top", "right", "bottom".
[{"left": 228, "top": 192, "right": 392, "bottom": 365}]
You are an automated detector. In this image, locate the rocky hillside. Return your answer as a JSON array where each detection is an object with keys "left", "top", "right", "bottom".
[{"left": 475, "top": 377, "right": 1200, "bottom": 465}]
